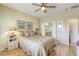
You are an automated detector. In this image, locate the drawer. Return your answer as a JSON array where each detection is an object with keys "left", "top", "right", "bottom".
[{"left": 8, "top": 44, "right": 15, "bottom": 50}]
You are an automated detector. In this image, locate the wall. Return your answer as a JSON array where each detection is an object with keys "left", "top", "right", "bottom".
[
  {"left": 0, "top": 5, "right": 40, "bottom": 49},
  {"left": 40, "top": 16, "right": 69, "bottom": 45},
  {"left": 40, "top": 7, "right": 79, "bottom": 45}
]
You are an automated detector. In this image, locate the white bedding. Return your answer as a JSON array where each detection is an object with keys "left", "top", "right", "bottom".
[{"left": 19, "top": 36, "right": 55, "bottom": 56}]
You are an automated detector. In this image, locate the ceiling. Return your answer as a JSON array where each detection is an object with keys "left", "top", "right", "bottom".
[{"left": 1, "top": 3, "right": 79, "bottom": 18}]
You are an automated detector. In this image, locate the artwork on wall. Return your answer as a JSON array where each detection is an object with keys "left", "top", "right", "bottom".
[
  {"left": 17, "top": 20, "right": 26, "bottom": 30},
  {"left": 27, "top": 22, "right": 33, "bottom": 31},
  {"left": 17, "top": 20, "right": 33, "bottom": 31}
]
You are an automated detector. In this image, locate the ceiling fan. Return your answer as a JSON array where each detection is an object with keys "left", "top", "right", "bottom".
[{"left": 32, "top": 3, "right": 56, "bottom": 13}]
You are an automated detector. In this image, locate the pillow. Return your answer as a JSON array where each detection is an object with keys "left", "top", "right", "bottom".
[
  {"left": 30, "top": 31, "right": 35, "bottom": 36},
  {"left": 19, "top": 31, "right": 25, "bottom": 37},
  {"left": 25, "top": 31, "right": 30, "bottom": 37}
]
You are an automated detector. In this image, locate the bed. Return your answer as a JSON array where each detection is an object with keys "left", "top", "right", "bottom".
[{"left": 18, "top": 35, "right": 57, "bottom": 56}]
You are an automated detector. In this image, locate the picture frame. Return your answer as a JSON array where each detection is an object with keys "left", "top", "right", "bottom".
[
  {"left": 17, "top": 20, "right": 26, "bottom": 30},
  {"left": 17, "top": 20, "right": 33, "bottom": 31},
  {"left": 27, "top": 22, "right": 33, "bottom": 31}
]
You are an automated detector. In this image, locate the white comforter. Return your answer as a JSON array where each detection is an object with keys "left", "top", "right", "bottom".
[{"left": 19, "top": 36, "right": 55, "bottom": 56}]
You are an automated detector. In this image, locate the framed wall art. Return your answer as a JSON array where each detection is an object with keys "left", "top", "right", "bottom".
[
  {"left": 17, "top": 20, "right": 26, "bottom": 30},
  {"left": 27, "top": 22, "right": 33, "bottom": 31}
]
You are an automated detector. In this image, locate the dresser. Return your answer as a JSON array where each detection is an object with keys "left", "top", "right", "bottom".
[
  {"left": 7, "top": 32, "right": 18, "bottom": 50},
  {"left": 8, "top": 40, "right": 18, "bottom": 50}
]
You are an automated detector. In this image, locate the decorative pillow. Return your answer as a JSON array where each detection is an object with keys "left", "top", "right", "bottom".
[
  {"left": 19, "top": 31, "right": 25, "bottom": 37},
  {"left": 25, "top": 31, "right": 30, "bottom": 37},
  {"left": 30, "top": 31, "right": 35, "bottom": 36}
]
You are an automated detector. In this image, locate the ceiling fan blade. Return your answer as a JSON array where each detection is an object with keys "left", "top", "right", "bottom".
[
  {"left": 35, "top": 8, "right": 41, "bottom": 12},
  {"left": 71, "top": 4, "right": 79, "bottom": 9},
  {"left": 32, "top": 3, "right": 41, "bottom": 7},
  {"left": 46, "top": 6, "right": 56, "bottom": 8}
]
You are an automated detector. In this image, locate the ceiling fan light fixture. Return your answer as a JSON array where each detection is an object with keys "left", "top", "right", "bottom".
[
  {"left": 41, "top": 7, "right": 46, "bottom": 11},
  {"left": 32, "top": 3, "right": 56, "bottom": 13}
]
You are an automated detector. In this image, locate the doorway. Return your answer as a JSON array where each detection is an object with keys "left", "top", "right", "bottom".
[{"left": 45, "top": 23, "right": 52, "bottom": 36}]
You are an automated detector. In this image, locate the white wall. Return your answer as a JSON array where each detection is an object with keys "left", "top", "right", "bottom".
[
  {"left": 40, "top": 8, "right": 79, "bottom": 45},
  {"left": 0, "top": 5, "right": 40, "bottom": 49},
  {"left": 60, "top": 20, "right": 69, "bottom": 45}
]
